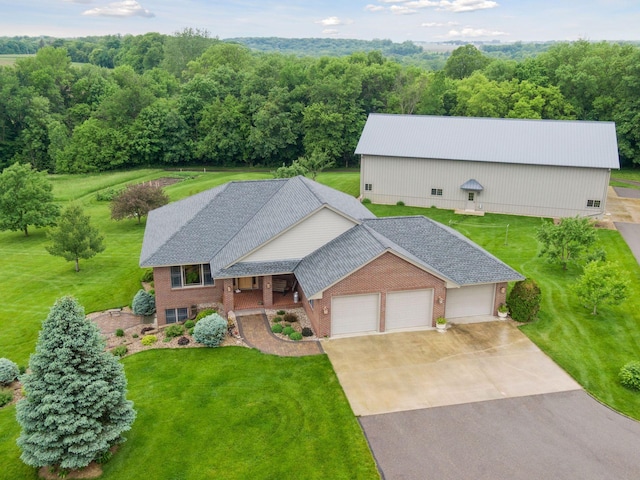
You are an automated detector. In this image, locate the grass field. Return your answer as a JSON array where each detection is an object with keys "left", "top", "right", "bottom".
[
  {"left": 0, "top": 169, "right": 639, "bottom": 478},
  {"left": 0, "top": 54, "right": 34, "bottom": 66}
]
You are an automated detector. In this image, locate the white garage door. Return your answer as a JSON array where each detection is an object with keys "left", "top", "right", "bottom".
[
  {"left": 446, "top": 284, "right": 495, "bottom": 318},
  {"left": 331, "top": 294, "right": 379, "bottom": 336},
  {"left": 386, "top": 289, "right": 433, "bottom": 331}
]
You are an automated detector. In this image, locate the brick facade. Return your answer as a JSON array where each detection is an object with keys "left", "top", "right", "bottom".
[
  {"left": 493, "top": 282, "right": 507, "bottom": 315},
  {"left": 154, "top": 266, "right": 223, "bottom": 326},
  {"left": 302, "top": 252, "right": 447, "bottom": 337}
]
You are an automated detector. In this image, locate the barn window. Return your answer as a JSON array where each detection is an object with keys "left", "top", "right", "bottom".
[
  {"left": 364, "top": 183, "right": 373, "bottom": 191},
  {"left": 431, "top": 188, "right": 443, "bottom": 196},
  {"left": 587, "top": 199, "right": 601, "bottom": 208}
]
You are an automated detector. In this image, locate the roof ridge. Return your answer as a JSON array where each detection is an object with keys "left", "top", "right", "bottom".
[{"left": 368, "top": 112, "right": 616, "bottom": 126}]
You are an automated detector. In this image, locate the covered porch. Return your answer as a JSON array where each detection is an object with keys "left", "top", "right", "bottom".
[{"left": 222, "top": 273, "right": 302, "bottom": 313}]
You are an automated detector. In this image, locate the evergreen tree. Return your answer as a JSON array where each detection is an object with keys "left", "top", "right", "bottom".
[
  {"left": 16, "top": 296, "right": 136, "bottom": 472},
  {"left": 46, "top": 204, "right": 105, "bottom": 272}
]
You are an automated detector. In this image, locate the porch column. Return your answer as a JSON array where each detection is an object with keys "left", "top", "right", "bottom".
[
  {"left": 263, "top": 275, "right": 273, "bottom": 309},
  {"left": 223, "top": 278, "right": 234, "bottom": 314}
]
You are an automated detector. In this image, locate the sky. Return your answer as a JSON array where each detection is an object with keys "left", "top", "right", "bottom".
[{"left": 1, "top": 0, "right": 640, "bottom": 43}]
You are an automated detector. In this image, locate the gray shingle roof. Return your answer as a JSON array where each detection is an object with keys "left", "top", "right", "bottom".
[
  {"left": 140, "top": 176, "right": 374, "bottom": 268},
  {"left": 216, "top": 260, "right": 300, "bottom": 278},
  {"left": 294, "top": 216, "right": 523, "bottom": 298},
  {"left": 355, "top": 113, "right": 620, "bottom": 169},
  {"left": 460, "top": 179, "right": 484, "bottom": 191}
]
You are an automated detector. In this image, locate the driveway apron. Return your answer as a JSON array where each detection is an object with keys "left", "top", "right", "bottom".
[{"left": 322, "top": 321, "right": 580, "bottom": 416}]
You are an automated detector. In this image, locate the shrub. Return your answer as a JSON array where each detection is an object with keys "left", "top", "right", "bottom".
[
  {"left": 94, "top": 449, "right": 112, "bottom": 465},
  {"left": 132, "top": 289, "right": 156, "bottom": 316},
  {"left": 282, "top": 326, "right": 295, "bottom": 336},
  {"left": 140, "top": 268, "right": 154, "bottom": 283},
  {"left": 301, "top": 327, "right": 313, "bottom": 337},
  {"left": 177, "top": 336, "right": 190, "bottom": 346},
  {"left": 164, "top": 324, "right": 184, "bottom": 338},
  {"left": 115, "top": 328, "right": 124, "bottom": 337},
  {"left": 271, "top": 324, "right": 284, "bottom": 334},
  {"left": 362, "top": 198, "right": 371, "bottom": 204},
  {"left": 290, "top": 332, "right": 303, "bottom": 341},
  {"left": 188, "top": 327, "right": 194, "bottom": 336},
  {"left": 195, "top": 308, "right": 216, "bottom": 323},
  {"left": 112, "top": 345, "right": 127, "bottom": 357},
  {"left": 184, "top": 320, "right": 195, "bottom": 329},
  {"left": 0, "top": 388, "right": 12, "bottom": 408},
  {"left": 283, "top": 312, "right": 298, "bottom": 323},
  {"left": 0, "top": 358, "right": 19, "bottom": 385},
  {"left": 193, "top": 313, "right": 227, "bottom": 347},
  {"left": 141, "top": 335, "right": 157, "bottom": 346},
  {"left": 276, "top": 310, "right": 286, "bottom": 315},
  {"left": 396, "top": 200, "right": 405, "bottom": 206},
  {"left": 163, "top": 337, "right": 172, "bottom": 343},
  {"left": 95, "top": 187, "right": 123, "bottom": 202},
  {"left": 507, "top": 278, "right": 541, "bottom": 322},
  {"left": 273, "top": 316, "right": 283, "bottom": 323},
  {"left": 619, "top": 361, "right": 640, "bottom": 391},
  {"left": 132, "top": 333, "right": 139, "bottom": 338}
]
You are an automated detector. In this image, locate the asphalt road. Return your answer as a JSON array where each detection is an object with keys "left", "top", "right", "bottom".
[{"left": 359, "top": 390, "right": 640, "bottom": 480}]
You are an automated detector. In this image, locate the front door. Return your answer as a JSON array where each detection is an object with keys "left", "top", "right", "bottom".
[
  {"left": 466, "top": 192, "right": 476, "bottom": 210},
  {"left": 238, "top": 277, "right": 253, "bottom": 290}
]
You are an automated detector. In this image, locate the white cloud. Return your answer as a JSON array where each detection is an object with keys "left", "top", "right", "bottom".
[
  {"left": 82, "top": 0, "right": 154, "bottom": 18},
  {"left": 405, "top": 0, "right": 439, "bottom": 7},
  {"left": 447, "top": 27, "right": 508, "bottom": 37},
  {"left": 323, "top": 29, "right": 339, "bottom": 35},
  {"left": 438, "top": 0, "right": 499, "bottom": 13},
  {"left": 65, "top": 0, "right": 94, "bottom": 4},
  {"left": 421, "top": 21, "right": 459, "bottom": 27},
  {"left": 316, "top": 16, "right": 353, "bottom": 26},
  {"left": 365, "top": 4, "right": 386, "bottom": 12},
  {"left": 390, "top": 5, "right": 418, "bottom": 14}
]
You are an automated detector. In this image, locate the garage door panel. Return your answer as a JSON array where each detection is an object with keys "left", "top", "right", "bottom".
[
  {"left": 386, "top": 289, "right": 433, "bottom": 331},
  {"left": 332, "top": 294, "right": 379, "bottom": 336},
  {"left": 446, "top": 284, "right": 494, "bottom": 318}
]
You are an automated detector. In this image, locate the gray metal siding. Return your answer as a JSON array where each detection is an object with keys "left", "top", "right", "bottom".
[{"left": 361, "top": 155, "right": 611, "bottom": 218}]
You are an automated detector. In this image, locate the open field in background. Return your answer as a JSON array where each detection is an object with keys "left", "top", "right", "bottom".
[
  {"left": 0, "top": 169, "right": 638, "bottom": 478},
  {"left": 0, "top": 54, "right": 34, "bottom": 66}
]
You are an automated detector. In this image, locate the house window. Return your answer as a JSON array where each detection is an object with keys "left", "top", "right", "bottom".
[
  {"left": 468, "top": 192, "right": 475, "bottom": 201},
  {"left": 364, "top": 183, "right": 373, "bottom": 191},
  {"left": 309, "top": 299, "right": 314, "bottom": 310},
  {"left": 431, "top": 188, "right": 443, "bottom": 196},
  {"left": 587, "top": 199, "right": 601, "bottom": 208},
  {"left": 165, "top": 307, "right": 189, "bottom": 324},
  {"left": 170, "top": 264, "right": 214, "bottom": 288}
]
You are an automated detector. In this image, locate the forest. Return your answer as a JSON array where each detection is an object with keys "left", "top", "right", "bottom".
[{"left": 1, "top": 30, "right": 640, "bottom": 173}]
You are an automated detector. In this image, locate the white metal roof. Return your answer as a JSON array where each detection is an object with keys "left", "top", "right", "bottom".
[{"left": 355, "top": 114, "right": 620, "bottom": 169}]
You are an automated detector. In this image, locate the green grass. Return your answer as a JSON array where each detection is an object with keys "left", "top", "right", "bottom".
[{"left": 0, "top": 54, "right": 34, "bottom": 66}]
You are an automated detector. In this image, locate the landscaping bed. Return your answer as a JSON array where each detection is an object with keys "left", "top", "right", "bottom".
[{"left": 265, "top": 307, "right": 317, "bottom": 341}]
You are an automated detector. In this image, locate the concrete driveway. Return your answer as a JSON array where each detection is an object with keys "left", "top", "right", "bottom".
[{"left": 321, "top": 321, "right": 580, "bottom": 416}]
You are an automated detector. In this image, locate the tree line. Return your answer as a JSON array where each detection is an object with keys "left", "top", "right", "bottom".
[{"left": 2, "top": 33, "right": 640, "bottom": 173}]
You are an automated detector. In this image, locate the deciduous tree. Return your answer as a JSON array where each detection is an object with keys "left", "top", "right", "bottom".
[
  {"left": 536, "top": 216, "right": 597, "bottom": 270},
  {"left": 572, "top": 261, "right": 628, "bottom": 315},
  {"left": 0, "top": 161, "right": 59, "bottom": 236},
  {"left": 111, "top": 183, "right": 169, "bottom": 224},
  {"left": 16, "top": 296, "right": 136, "bottom": 474},
  {"left": 46, "top": 204, "right": 105, "bottom": 272}
]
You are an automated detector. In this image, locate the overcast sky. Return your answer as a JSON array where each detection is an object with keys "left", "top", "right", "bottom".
[{"left": 1, "top": 0, "right": 639, "bottom": 42}]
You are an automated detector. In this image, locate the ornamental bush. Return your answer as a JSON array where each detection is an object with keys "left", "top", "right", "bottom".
[
  {"left": 276, "top": 310, "right": 286, "bottom": 315},
  {"left": 164, "top": 324, "right": 184, "bottom": 338},
  {"left": 282, "top": 326, "right": 295, "bottom": 336},
  {"left": 193, "top": 313, "right": 227, "bottom": 347},
  {"left": 131, "top": 289, "right": 155, "bottom": 316},
  {"left": 507, "top": 278, "right": 542, "bottom": 322},
  {"left": 619, "top": 361, "right": 640, "bottom": 391},
  {"left": 273, "top": 316, "right": 282, "bottom": 323},
  {"left": 195, "top": 308, "right": 216, "bottom": 323},
  {"left": 283, "top": 313, "right": 298, "bottom": 323},
  {"left": 112, "top": 345, "right": 128, "bottom": 357},
  {"left": 115, "top": 328, "right": 124, "bottom": 337},
  {"left": 290, "top": 332, "right": 303, "bottom": 341},
  {"left": 177, "top": 336, "right": 190, "bottom": 346},
  {"left": 0, "top": 358, "right": 19, "bottom": 385},
  {"left": 140, "top": 268, "right": 154, "bottom": 283},
  {"left": 184, "top": 320, "right": 195, "bottom": 329},
  {"left": 301, "top": 327, "right": 314, "bottom": 337},
  {"left": 271, "top": 324, "right": 283, "bottom": 334},
  {"left": 141, "top": 335, "right": 157, "bottom": 346}
]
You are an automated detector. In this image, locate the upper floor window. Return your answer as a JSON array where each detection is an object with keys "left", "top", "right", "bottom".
[
  {"left": 431, "top": 188, "right": 443, "bottom": 196},
  {"left": 364, "top": 183, "right": 373, "bottom": 191},
  {"left": 586, "top": 199, "right": 601, "bottom": 208},
  {"left": 171, "top": 264, "right": 214, "bottom": 288}
]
